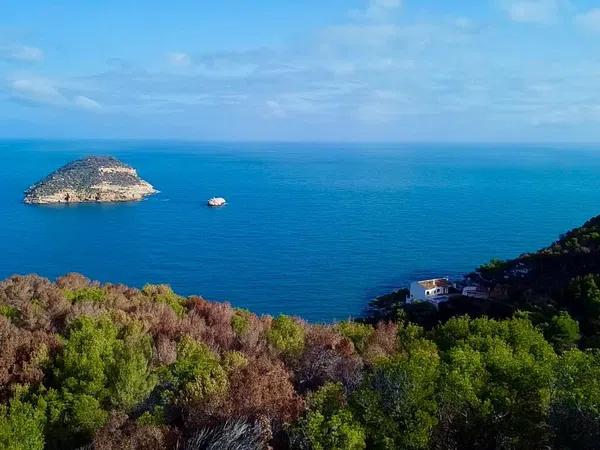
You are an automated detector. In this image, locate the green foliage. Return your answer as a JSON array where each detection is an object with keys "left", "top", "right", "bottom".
[
  {"left": 137, "top": 406, "right": 166, "bottom": 426},
  {"left": 166, "top": 336, "right": 228, "bottom": 402},
  {"left": 266, "top": 315, "right": 305, "bottom": 358},
  {"left": 352, "top": 343, "right": 440, "bottom": 449},
  {"left": 546, "top": 311, "right": 580, "bottom": 352},
  {"left": 142, "top": 284, "right": 186, "bottom": 316},
  {"left": 434, "top": 316, "right": 557, "bottom": 448},
  {"left": 550, "top": 349, "right": 600, "bottom": 448},
  {"left": 109, "top": 323, "right": 157, "bottom": 409},
  {"left": 7, "top": 269, "right": 600, "bottom": 448},
  {"left": 231, "top": 308, "right": 251, "bottom": 336},
  {"left": 295, "top": 383, "right": 365, "bottom": 450},
  {"left": 337, "top": 321, "right": 373, "bottom": 354},
  {"left": 0, "top": 304, "right": 19, "bottom": 321},
  {"left": 63, "top": 286, "right": 106, "bottom": 303},
  {"left": 397, "top": 322, "right": 426, "bottom": 352},
  {"left": 477, "top": 258, "right": 506, "bottom": 273},
  {"left": 46, "top": 316, "right": 156, "bottom": 447},
  {"left": 571, "top": 274, "right": 600, "bottom": 317},
  {"left": 0, "top": 395, "right": 46, "bottom": 450},
  {"left": 54, "top": 316, "right": 119, "bottom": 395},
  {"left": 222, "top": 350, "right": 248, "bottom": 372}
]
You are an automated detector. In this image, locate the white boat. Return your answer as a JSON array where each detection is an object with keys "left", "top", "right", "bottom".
[{"left": 207, "top": 197, "right": 226, "bottom": 207}]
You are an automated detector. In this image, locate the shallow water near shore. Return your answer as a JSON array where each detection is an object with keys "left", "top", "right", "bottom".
[{"left": 2, "top": 140, "right": 600, "bottom": 321}]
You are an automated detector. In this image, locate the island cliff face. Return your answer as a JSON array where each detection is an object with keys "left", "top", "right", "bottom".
[{"left": 24, "top": 156, "right": 157, "bottom": 204}]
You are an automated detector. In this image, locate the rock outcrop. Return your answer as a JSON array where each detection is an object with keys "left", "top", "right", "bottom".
[{"left": 24, "top": 156, "right": 157, "bottom": 204}]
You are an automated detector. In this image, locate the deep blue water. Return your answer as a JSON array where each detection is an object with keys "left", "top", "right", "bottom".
[{"left": 2, "top": 140, "right": 600, "bottom": 321}]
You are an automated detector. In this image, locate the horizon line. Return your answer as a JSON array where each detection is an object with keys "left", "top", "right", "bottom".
[{"left": 1, "top": 137, "right": 600, "bottom": 146}]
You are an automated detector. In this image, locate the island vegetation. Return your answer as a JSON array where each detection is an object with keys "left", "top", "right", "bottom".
[
  {"left": 24, "top": 156, "right": 156, "bottom": 204},
  {"left": 3, "top": 216, "right": 600, "bottom": 449}
]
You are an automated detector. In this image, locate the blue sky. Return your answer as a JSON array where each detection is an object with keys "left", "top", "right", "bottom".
[{"left": 1, "top": 0, "right": 600, "bottom": 141}]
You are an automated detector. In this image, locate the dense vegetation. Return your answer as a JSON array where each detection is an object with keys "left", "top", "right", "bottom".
[
  {"left": 3, "top": 215, "right": 600, "bottom": 449},
  {"left": 367, "top": 214, "right": 600, "bottom": 342}
]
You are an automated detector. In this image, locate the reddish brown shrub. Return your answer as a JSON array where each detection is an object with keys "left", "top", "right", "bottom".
[
  {"left": 0, "top": 274, "right": 70, "bottom": 332},
  {"left": 56, "top": 272, "right": 94, "bottom": 290},
  {"left": 294, "top": 325, "right": 363, "bottom": 392},
  {"left": 222, "top": 356, "right": 304, "bottom": 423},
  {"left": 186, "top": 297, "right": 235, "bottom": 350},
  {"left": 153, "top": 333, "right": 177, "bottom": 366},
  {"left": 92, "top": 412, "right": 178, "bottom": 450},
  {"left": 0, "top": 316, "right": 59, "bottom": 400},
  {"left": 233, "top": 314, "right": 270, "bottom": 357},
  {"left": 363, "top": 321, "right": 399, "bottom": 363},
  {"left": 129, "top": 300, "right": 183, "bottom": 340}
]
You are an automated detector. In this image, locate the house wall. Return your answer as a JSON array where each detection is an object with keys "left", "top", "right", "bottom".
[
  {"left": 408, "top": 282, "right": 426, "bottom": 303},
  {"left": 409, "top": 280, "right": 449, "bottom": 303}
]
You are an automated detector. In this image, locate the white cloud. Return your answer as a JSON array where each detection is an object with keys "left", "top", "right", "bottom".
[
  {"left": 575, "top": 9, "right": 600, "bottom": 32},
  {"left": 10, "top": 78, "right": 65, "bottom": 105},
  {"left": 500, "top": 0, "right": 563, "bottom": 24},
  {"left": 73, "top": 95, "right": 102, "bottom": 111},
  {"left": 9, "top": 78, "right": 102, "bottom": 111},
  {"left": 0, "top": 45, "right": 44, "bottom": 62},
  {"left": 167, "top": 52, "right": 192, "bottom": 67}
]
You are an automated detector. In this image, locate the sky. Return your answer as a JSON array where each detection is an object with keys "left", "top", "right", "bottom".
[{"left": 1, "top": 0, "right": 600, "bottom": 142}]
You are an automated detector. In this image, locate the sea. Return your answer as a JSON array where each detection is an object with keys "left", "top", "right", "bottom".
[{"left": 2, "top": 140, "right": 600, "bottom": 322}]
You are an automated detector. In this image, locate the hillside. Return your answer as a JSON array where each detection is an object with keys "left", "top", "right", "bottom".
[
  {"left": 367, "top": 214, "right": 600, "bottom": 343},
  {"left": 0, "top": 270, "right": 600, "bottom": 449}
]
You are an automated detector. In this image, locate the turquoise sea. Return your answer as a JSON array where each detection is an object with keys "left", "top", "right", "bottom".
[{"left": 2, "top": 140, "right": 600, "bottom": 321}]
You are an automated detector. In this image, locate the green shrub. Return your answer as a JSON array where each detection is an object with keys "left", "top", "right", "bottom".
[
  {"left": 546, "top": 312, "right": 581, "bottom": 352},
  {"left": 166, "top": 336, "right": 228, "bottom": 402},
  {"left": 0, "top": 304, "right": 19, "bottom": 321},
  {"left": 266, "top": 315, "right": 305, "bottom": 358},
  {"left": 0, "top": 395, "right": 46, "bottom": 450},
  {"left": 63, "top": 286, "right": 106, "bottom": 303},
  {"left": 352, "top": 345, "right": 440, "bottom": 449},
  {"left": 46, "top": 316, "right": 156, "bottom": 447},
  {"left": 222, "top": 350, "right": 248, "bottom": 372},
  {"left": 294, "top": 382, "right": 366, "bottom": 450},
  {"left": 477, "top": 258, "right": 506, "bottom": 273},
  {"left": 231, "top": 308, "right": 251, "bottom": 336}
]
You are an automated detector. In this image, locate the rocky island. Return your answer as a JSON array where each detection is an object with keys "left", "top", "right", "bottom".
[{"left": 24, "top": 156, "right": 157, "bottom": 204}]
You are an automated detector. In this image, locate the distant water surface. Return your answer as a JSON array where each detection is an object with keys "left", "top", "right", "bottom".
[{"left": 2, "top": 140, "right": 600, "bottom": 321}]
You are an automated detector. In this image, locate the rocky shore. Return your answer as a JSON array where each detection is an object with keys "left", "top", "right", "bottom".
[{"left": 24, "top": 156, "right": 157, "bottom": 204}]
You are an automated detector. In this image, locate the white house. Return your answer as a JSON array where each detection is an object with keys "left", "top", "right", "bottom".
[
  {"left": 462, "top": 286, "right": 489, "bottom": 299},
  {"left": 408, "top": 278, "right": 450, "bottom": 304}
]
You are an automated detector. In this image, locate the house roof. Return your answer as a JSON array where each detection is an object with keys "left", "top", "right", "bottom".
[{"left": 418, "top": 278, "right": 450, "bottom": 289}]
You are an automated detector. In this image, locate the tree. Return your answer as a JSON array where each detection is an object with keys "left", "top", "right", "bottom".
[
  {"left": 352, "top": 342, "right": 440, "bottom": 449},
  {"left": 545, "top": 312, "right": 580, "bottom": 352},
  {"left": 165, "top": 336, "right": 227, "bottom": 398},
  {"left": 110, "top": 323, "right": 157, "bottom": 410},
  {"left": 293, "top": 383, "right": 365, "bottom": 450},
  {"left": 46, "top": 316, "right": 156, "bottom": 448},
  {"left": 550, "top": 349, "right": 600, "bottom": 449},
  {"left": 434, "top": 316, "right": 557, "bottom": 448}
]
